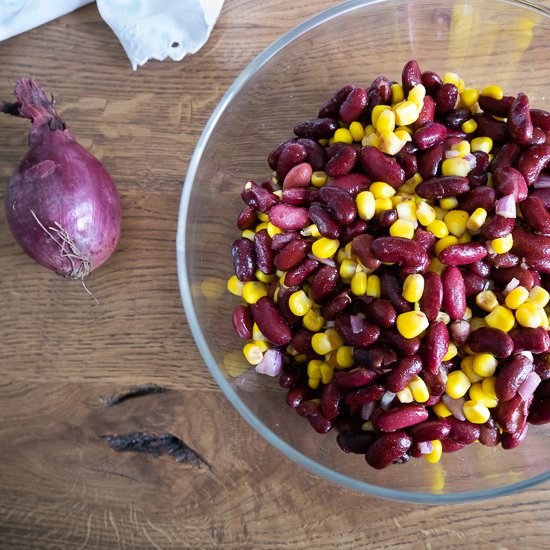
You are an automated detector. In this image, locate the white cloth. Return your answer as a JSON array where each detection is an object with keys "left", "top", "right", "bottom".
[{"left": 0, "top": 0, "right": 224, "bottom": 70}]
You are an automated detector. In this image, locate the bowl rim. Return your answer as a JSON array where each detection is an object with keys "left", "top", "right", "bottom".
[{"left": 177, "top": 0, "right": 550, "bottom": 503}]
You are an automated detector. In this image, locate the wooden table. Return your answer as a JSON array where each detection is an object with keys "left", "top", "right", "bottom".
[{"left": 1, "top": 1, "right": 549, "bottom": 547}]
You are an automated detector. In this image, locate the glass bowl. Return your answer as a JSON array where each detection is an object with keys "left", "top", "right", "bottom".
[{"left": 177, "top": 0, "right": 550, "bottom": 503}]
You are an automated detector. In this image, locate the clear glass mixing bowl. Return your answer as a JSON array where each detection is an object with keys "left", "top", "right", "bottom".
[{"left": 177, "top": 0, "right": 550, "bottom": 502}]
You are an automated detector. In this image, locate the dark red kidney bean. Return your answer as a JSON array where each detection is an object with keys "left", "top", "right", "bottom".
[
  {"left": 366, "top": 87, "right": 384, "bottom": 120},
  {"left": 291, "top": 329, "right": 313, "bottom": 354},
  {"left": 296, "top": 138, "right": 326, "bottom": 171},
  {"left": 275, "top": 142, "right": 308, "bottom": 180},
  {"left": 281, "top": 187, "right": 316, "bottom": 207},
  {"left": 308, "top": 203, "right": 340, "bottom": 239},
  {"left": 271, "top": 284, "right": 301, "bottom": 327},
  {"left": 371, "top": 237, "right": 429, "bottom": 269},
  {"left": 478, "top": 94, "right": 514, "bottom": 117},
  {"left": 321, "top": 382, "right": 343, "bottom": 420},
  {"left": 529, "top": 127, "right": 547, "bottom": 146},
  {"left": 337, "top": 430, "right": 376, "bottom": 454},
  {"left": 322, "top": 289, "right": 352, "bottom": 320},
  {"left": 442, "top": 265, "right": 466, "bottom": 320},
  {"left": 423, "top": 363, "right": 451, "bottom": 399},
  {"left": 296, "top": 399, "right": 318, "bottom": 418},
  {"left": 269, "top": 204, "right": 309, "bottom": 231},
  {"left": 271, "top": 231, "right": 300, "bottom": 251},
  {"left": 268, "top": 139, "right": 292, "bottom": 170},
  {"left": 353, "top": 345, "right": 397, "bottom": 373},
  {"left": 385, "top": 355, "right": 423, "bottom": 392},
  {"left": 470, "top": 260, "right": 491, "bottom": 278},
  {"left": 241, "top": 180, "right": 279, "bottom": 212},
  {"left": 310, "top": 265, "right": 340, "bottom": 305},
  {"left": 306, "top": 410, "right": 333, "bottom": 434},
  {"left": 334, "top": 367, "right": 377, "bottom": 388},
  {"left": 534, "top": 358, "right": 550, "bottom": 381},
  {"left": 478, "top": 418, "right": 501, "bottom": 447},
  {"left": 339, "top": 87, "right": 369, "bottom": 123},
  {"left": 377, "top": 209, "right": 399, "bottom": 228},
  {"left": 531, "top": 108, "right": 550, "bottom": 131},
  {"left": 444, "top": 108, "right": 471, "bottom": 130},
  {"left": 490, "top": 265, "right": 534, "bottom": 290},
  {"left": 424, "top": 321, "right": 449, "bottom": 374},
  {"left": 327, "top": 173, "right": 371, "bottom": 196},
  {"left": 449, "top": 319, "right": 471, "bottom": 346},
  {"left": 378, "top": 329, "right": 421, "bottom": 356},
  {"left": 439, "top": 243, "right": 488, "bottom": 266},
  {"left": 284, "top": 258, "right": 319, "bottom": 287},
  {"left": 487, "top": 251, "right": 520, "bottom": 269},
  {"left": 419, "top": 271, "right": 443, "bottom": 322},
  {"left": 335, "top": 315, "right": 381, "bottom": 347},
  {"left": 237, "top": 205, "right": 257, "bottom": 230},
  {"left": 447, "top": 416, "right": 481, "bottom": 445},
  {"left": 491, "top": 142, "right": 522, "bottom": 171},
  {"left": 379, "top": 269, "right": 410, "bottom": 313},
  {"left": 340, "top": 218, "right": 369, "bottom": 244},
  {"left": 410, "top": 419, "right": 451, "bottom": 443},
  {"left": 413, "top": 122, "right": 447, "bottom": 150},
  {"left": 501, "top": 424, "right": 529, "bottom": 450},
  {"left": 435, "top": 83, "right": 458, "bottom": 115},
  {"left": 496, "top": 393, "right": 533, "bottom": 434},
  {"left": 359, "top": 145, "right": 405, "bottom": 188},
  {"left": 274, "top": 239, "right": 311, "bottom": 271},
  {"left": 461, "top": 270, "right": 490, "bottom": 297},
  {"left": 468, "top": 151, "right": 490, "bottom": 187},
  {"left": 293, "top": 118, "right": 338, "bottom": 140},
  {"left": 445, "top": 129, "right": 468, "bottom": 140},
  {"left": 377, "top": 404, "right": 429, "bottom": 432},
  {"left": 508, "top": 93, "right": 533, "bottom": 145},
  {"left": 416, "top": 176, "right": 470, "bottom": 199},
  {"left": 282, "top": 162, "right": 313, "bottom": 190},
  {"left": 369, "top": 75, "right": 392, "bottom": 103},
  {"left": 279, "top": 366, "right": 303, "bottom": 389},
  {"left": 517, "top": 144, "right": 550, "bottom": 185},
  {"left": 232, "top": 237, "right": 256, "bottom": 281},
  {"left": 318, "top": 84, "right": 356, "bottom": 118},
  {"left": 528, "top": 397, "right": 550, "bottom": 424},
  {"left": 318, "top": 185, "right": 357, "bottom": 224},
  {"left": 365, "top": 432, "right": 412, "bottom": 470},
  {"left": 473, "top": 113, "right": 508, "bottom": 142},
  {"left": 254, "top": 229, "right": 275, "bottom": 275},
  {"left": 469, "top": 327, "right": 514, "bottom": 358},
  {"left": 286, "top": 385, "right": 310, "bottom": 408},
  {"left": 413, "top": 229, "right": 436, "bottom": 257},
  {"left": 421, "top": 70, "right": 442, "bottom": 94},
  {"left": 402, "top": 60, "right": 422, "bottom": 94},
  {"left": 363, "top": 299, "right": 397, "bottom": 329},
  {"left": 512, "top": 226, "right": 550, "bottom": 274},
  {"left": 395, "top": 149, "right": 418, "bottom": 179},
  {"left": 324, "top": 143, "right": 358, "bottom": 177},
  {"left": 418, "top": 144, "right": 444, "bottom": 180},
  {"left": 457, "top": 186, "right": 496, "bottom": 214},
  {"left": 509, "top": 327, "right": 550, "bottom": 354},
  {"left": 351, "top": 234, "right": 381, "bottom": 271},
  {"left": 232, "top": 305, "right": 253, "bottom": 339},
  {"left": 493, "top": 167, "right": 528, "bottom": 201},
  {"left": 441, "top": 439, "right": 465, "bottom": 453},
  {"left": 415, "top": 95, "right": 436, "bottom": 129},
  {"left": 345, "top": 384, "right": 386, "bottom": 406},
  {"left": 520, "top": 196, "right": 550, "bottom": 235},
  {"left": 251, "top": 297, "right": 292, "bottom": 346},
  {"left": 495, "top": 354, "right": 534, "bottom": 401},
  {"left": 480, "top": 215, "right": 515, "bottom": 240}
]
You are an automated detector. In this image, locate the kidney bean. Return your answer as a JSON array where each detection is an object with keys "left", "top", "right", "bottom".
[
  {"left": 512, "top": 226, "right": 550, "bottom": 273},
  {"left": 274, "top": 284, "right": 303, "bottom": 327},
  {"left": 457, "top": 186, "right": 496, "bottom": 214},
  {"left": 529, "top": 127, "right": 547, "bottom": 145},
  {"left": 469, "top": 260, "right": 491, "bottom": 278},
  {"left": 237, "top": 205, "right": 257, "bottom": 231},
  {"left": 326, "top": 173, "right": 371, "bottom": 196},
  {"left": 341, "top": 218, "right": 369, "bottom": 244},
  {"left": 467, "top": 151, "right": 490, "bottom": 187},
  {"left": 441, "top": 439, "right": 465, "bottom": 453},
  {"left": 279, "top": 365, "right": 303, "bottom": 389},
  {"left": 318, "top": 185, "right": 357, "bottom": 224},
  {"left": 401, "top": 59, "right": 422, "bottom": 94},
  {"left": 339, "top": 87, "right": 369, "bottom": 123},
  {"left": 324, "top": 143, "right": 358, "bottom": 177},
  {"left": 318, "top": 84, "right": 356, "bottom": 118},
  {"left": 310, "top": 265, "right": 339, "bottom": 304},
  {"left": 385, "top": 355, "right": 423, "bottom": 392},
  {"left": 271, "top": 231, "right": 300, "bottom": 251},
  {"left": 413, "top": 229, "right": 436, "bottom": 257},
  {"left": 269, "top": 204, "right": 309, "bottom": 231},
  {"left": 306, "top": 409, "right": 333, "bottom": 434},
  {"left": 446, "top": 416, "right": 481, "bottom": 445},
  {"left": 377, "top": 209, "right": 399, "bottom": 229},
  {"left": 366, "top": 87, "right": 384, "bottom": 121},
  {"left": 377, "top": 404, "right": 429, "bottom": 433},
  {"left": 268, "top": 139, "right": 293, "bottom": 170},
  {"left": 439, "top": 243, "right": 488, "bottom": 266},
  {"left": 424, "top": 321, "right": 449, "bottom": 374},
  {"left": 363, "top": 299, "right": 396, "bottom": 329},
  {"left": 232, "top": 304, "right": 253, "bottom": 340},
  {"left": 496, "top": 393, "right": 533, "bottom": 434},
  {"left": 275, "top": 142, "right": 308, "bottom": 181},
  {"left": 480, "top": 215, "right": 515, "bottom": 240},
  {"left": 284, "top": 258, "right": 319, "bottom": 287},
  {"left": 351, "top": 234, "right": 381, "bottom": 271},
  {"left": 345, "top": 384, "right": 386, "bottom": 406},
  {"left": 296, "top": 138, "right": 326, "bottom": 171},
  {"left": 528, "top": 397, "right": 550, "bottom": 425},
  {"left": 468, "top": 327, "right": 514, "bottom": 358},
  {"left": 286, "top": 385, "right": 310, "bottom": 408},
  {"left": 418, "top": 144, "right": 444, "bottom": 179},
  {"left": 359, "top": 146, "right": 405, "bottom": 188},
  {"left": 520, "top": 196, "right": 550, "bottom": 235},
  {"left": 473, "top": 113, "right": 508, "bottom": 142},
  {"left": 253, "top": 229, "right": 274, "bottom": 275},
  {"left": 378, "top": 329, "right": 421, "bottom": 356},
  {"left": 410, "top": 419, "right": 451, "bottom": 443},
  {"left": 337, "top": 429, "right": 376, "bottom": 454},
  {"left": 477, "top": 94, "right": 514, "bottom": 118},
  {"left": 492, "top": 167, "right": 528, "bottom": 202},
  {"left": 487, "top": 252, "right": 519, "bottom": 269},
  {"left": 529, "top": 108, "right": 550, "bottom": 131},
  {"left": 501, "top": 424, "right": 529, "bottom": 450},
  {"left": 365, "top": 432, "right": 412, "bottom": 470},
  {"left": 395, "top": 148, "right": 418, "bottom": 179},
  {"left": 415, "top": 95, "right": 436, "bottom": 129},
  {"left": 308, "top": 204, "right": 340, "bottom": 239},
  {"left": 334, "top": 367, "right": 377, "bottom": 388},
  {"left": 413, "top": 122, "right": 446, "bottom": 150},
  {"left": 491, "top": 265, "right": 534, "bottom": 290},
  {"left": 274, "top": 238, "right": 311, "bottom": 271},
  {"left": 322, "top": 289, "right": 352, "bottom": 320},
  {"left": 434, "top": 83, "right": 458, "bottom": 115},
  {"left": 421, "top": 70, "right": 442, "bottom": 94},
  {"left": 291, "top": 328, "right": 313, "bottom": 354},
  {"left": 534, "top": 358, "right": 550, "bottom": 381},
  {"left": 335, "top": 315, "right": 381, "bottom": 347},
  {"left": 517, "top": 144, "right": 550, "bottom": 186},
  {"left": 251, "top": 297, "right": 292, "bottom": 346},
  {"left": 442, "top": 265, "right": 466, "bottom": 320},
  {"left": 495, "top": 354, "right": 534, "bottom": 401},
  {"left": 371, "top": 236, "right": 429, "bottom": 270},
  {"left": 419, "top": 271, "right": 443, "bottom": 322},
  {"left": 416, "top": 176, "right": 470, "bottom": 199},
  {"left": 508, "top": 93, "right": 534, "bottom": 145},
  {"left": 478, "top": 418, "right": 501, "bottom": 447},
  {"left": 444, "top": 108, "right": 471, "bottom": 130},
  {"left": 461, "top": 270, "right": 489, "bottom": 297},
  {"left": 320, "top": 382, "right": 343, "bottom": 420},
  {"left": 449, "top": 319, "right": 471, "bottom": 346},
  {"left": 445, "top": 129, "right": 468, "bottom": 140},
  {"left": 231, "top": 237, "right": 256, "bottom": 281},
  {"left": 241, "top": 180, "right": 280, "bottom": 212},
  {"left": 293, "top": 118, "right": 339, "bottom": 140},
  {"left": 282, "top": 162, "right": 313, "bottom": 190},
  {"left": 491, "top": 142, "right": 522, "bottom": 171},
  {"left": 353, "top": 346, "right": 397, "bottom": 374},
  {"left": 377, "top": 270, "right": 409, "bottom": 314},
  {"left": 509, "top": 327, "right": 550, "bottom": 354}
]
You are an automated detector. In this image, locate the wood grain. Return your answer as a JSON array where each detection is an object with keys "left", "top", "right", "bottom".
[{"left": 1, "top": 1, "right": 550, "bottom": 548}]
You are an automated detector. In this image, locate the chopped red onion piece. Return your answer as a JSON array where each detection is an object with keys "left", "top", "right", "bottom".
[
  {"left": 495, "top": 194, "right": 517, "bottom": 219},
  {"left": 350, "top": 315, "right": 364, "bottom": 334},
  {"left": 255, "top": 349, "right": 283, "bottom": 377},
  {"left": 361, "top": 401, "right": 376, "bottom": 420},
  {"left": 502, "top": 277, "right": 520, "bottom": 296},
  {"left": 534, "top": 174, "right": 550, "bottom": 189},
  {"left": 380, "top": 391, "right": 396, "bottom": 411},
  {"left": 442, "top": 394, "right": 466, "bottom": 421},
  {"left": 464, "top": 153, "right": 477, "bottom": 170},
  {"left": 308, "top": 253, "right": 336, "bottom": 267},
  {"left": 417, "top": 441, "right": 434, "bottom": 454},
  {"left": 518, "top": 350, "right": 534, "bottom": 362},
  {"left": 518, "top": 372, "right": 541, "bottom": 401}
]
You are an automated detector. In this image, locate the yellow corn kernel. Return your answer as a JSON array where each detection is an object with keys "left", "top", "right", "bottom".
[
  {"left": 538, "top": 306, "right": 549, "bottom": 329},
  {"left": 366, "top": 274, "right": 381, "bottom": 298},
  {"left": 396, "top": 200, "right": 417, "bottom": 221},
  {"left": 446, "top": 370, "right": 472, "bottom": 399},
  {"left": 255, "top": 222, "right": 269, "bottom": 233},
  {"left": 461, "top": 119, "right": 478, "bottom": 133},
  {"left": 288, "top": 290, "right": 313, "bottom": 316},
  {"left": 424, "top": 439, "right": 443, "bottom": 464},
  {"left": 265, "top": 223, "right": 281, "bottom": 239},
  {"left": 491, "top": 233, "right": 513, "bottom": 254},
  {"left": 466, "top": 207, "right": 488, "bottom": 232},
  {"left": 391, "top": 195, "right": 406, "bottom": 207},
  {"left": 370, "top": 181, "right": 396, "bottom": 199},
  {"left": 241, "top": 229, "right": 255, "bottom": 241},
  {"left": 349, "top": 121, "right": 365, "bottom": 142},
  {"left": 460, "top": 88, "right": 480, "bottom": 108},
  {"left": 227, "top": 275, "right": 244, "bottom": 296},
  {"left": 307, "top": 359, "right": 323, "bottom": 379},
  {"left": 485, "top": 305, "right": 516, "bottom": 333},
  {"left": 326, "top": 328, "right": 343, "bottom": 348},
  {"left": 273, "top": 189, "right": 283, "bottom": 199},
  {"left": 391, "top": 83, "right": 405, "bottom": 104},
  {"left": 311, "top": 170, "right": 328, "bottom": 187},
  {"left": 343, "top": 241, "right": 353, "bottom": 259},
  {"left": 481, "top": 85, "right": 504, "bottom": 100},
  {"left": 436, "top": 310, "right": 451, "bottom": 324},
  {"left": 443, "top": 210, "right": 469, "bottom": 238},
  {"left": 460, "top": 355, "right": 483, "bottom": 383},
  {"left": 470, "top": 136, "right": 493, "bottom": 154},
  {"left": 396, "top": 311, "right": 429, "bottom": 339},
  {"left": 303, "top": 308, "right": 325, "bottom": 332},
  {"left": 427, "top": 219, "right": 449, "bottom": 238},
  {"left": 308, "top": 377, "right": 321, "bottom": 389},
  {"left": 473, "top": 352, "right": 498, "bottom": 377},
  {"left": 364, "top": 124, "right": 375, "bottom": 137},
  {"left": 375, "top": 197, "right": 393, "bottom": 213},
  {"left": 408, "top": 83, "right": 426, "bottom": 108},
  {"left": 529, "top": 286, "right": 550, "bottom": 308},
  {"left": 312, "top": 332, "right": 337, "bottom": 355},
  {"left": 394, "top": 100, "right": 420, "bottom": 126},
  {"left": 252, "top": 322, "right": 266, "bottom": 342},
  {"left": 435, "top": 235, "right": 458, "bottom": 256},
  {"left": 255, "top": 270, "right": 275, "bottom": 284},
  {"left": 428, "top": 257, "right": 445, "bottom": 275},
  {"left": 440, "top": 196, "right": 459, "bottom": 210},
  {"left": 458, "top": 232, "right": 472, "bottom": 244},
  {"left": 469, "top": 382, "right": 498, "bottom": 408},
  {"left": 482, "top": 376, "right": 498, "bottom": 400},
  {"left": 301, "top": 224, "right": 321, "bottom": 238},
  {"left": 312, "top": 237, "right": 340, "bottom": 259},
  {"left": 402, "top": 273, "right": 425, "bottom": 303},
  {"left": 443, "top": 342, "right": 458, "bottom": 361},
  {"left": 356, "top": 190, "right": 376, "bottom": 221},
  {"left": 433, "top": 401, "right": 452, "bottom": 418},
  {"left": 463, "top": 307, "right": 473, "bottom": 321},
  {"left": 417, "top": 201, "right": 437, "bottom": 226},
  {"left": 243, "top": 342, "right": 264, "bottom": 365},
  {"left": 396, "top": 125, "right": 413, "bottom": 135},
  {"left": 257, "top": 211, "right": 269, "bottom": 222},
  {"left": 476, "top": 290, "right": 499, "bottom": 312},
  {"left": 463, "top": 400, "right": 491, "bottom": 424},
  {"left": 242, "top": 281, "right": 268, "bottom": 304},
  {"left": 515, "top": 302, "right": 542, "bottom": 328},
  {"left": 320, "top": 363, "right": 334, "bottom": 384},
  {"left": 469, "top": 317, "right": 488, "bottom": 333},
  {"left": 443, "top": 71, "right": 461, "bottom": 87},
  {"left": 451, "top": 140, "right": 471, "bottom": 158},
  {"left": 336, "top": 345, "right": 355, "bottom": 369},
  {"left": 397, "top": 387, "right": 414, "bottom": 403},
  {"left": 408, "top": 374, "right": 430, "bottom": 403},
  {"left": 441, "top": 157, "right": 472, "bottom": 177},
  {"left": 379, "top": 130, "right": 404, "bottom": 156},
  {"left": 371, "top": 104, "right": 392, "bottom": 126},
  {"left": 434, "top": 206, "right": 447, "bottom": 221},
  {"left": 390, "top": 219, "right": 415, "bottom": 239},
  {"left": 351, "top": 271, "right": 368, "bottom": 296},
  {"left": 295, "top": 353, "right": 307, "bottom": 363},
  {"left": 395, "top": 129, "right": 413, "bottom": 145},
  {"left": 254, "top": 339, "right": 270, "bottom": 353},
  {"left": 375, "top": 109, "right": 396, "bottom": 133},
  {"left": 362, "top": 133, "right": 380, "bottom": 148},
  {"left": 505, "top": 286, "right": 529, "bottom": 309},
  {"left": 339, "top": 259, "right": 358, "bottom": 279},
  {"left": 333, "top": 127, "right": 353, "bottom": 144}
]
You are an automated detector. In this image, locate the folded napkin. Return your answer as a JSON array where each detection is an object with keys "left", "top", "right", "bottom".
[{"left": 0, "top": 0, "right": 224, "bottom": 70}]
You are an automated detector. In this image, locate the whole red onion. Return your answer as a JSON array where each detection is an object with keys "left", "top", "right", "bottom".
[{"left": 1, "top": 79, "right": 121, "bottom": 279}]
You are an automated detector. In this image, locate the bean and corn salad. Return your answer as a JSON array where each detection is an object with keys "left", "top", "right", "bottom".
[{"left": 228, "top": 60, "right": 550, "bottom": 469}]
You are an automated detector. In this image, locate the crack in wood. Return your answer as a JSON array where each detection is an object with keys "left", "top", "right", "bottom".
[
  {"left": 89, "top": 467, "right": 141, "bottom": 483},
  {"left": 102, "top": 384, "right": 169, "bottom": 407}
]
